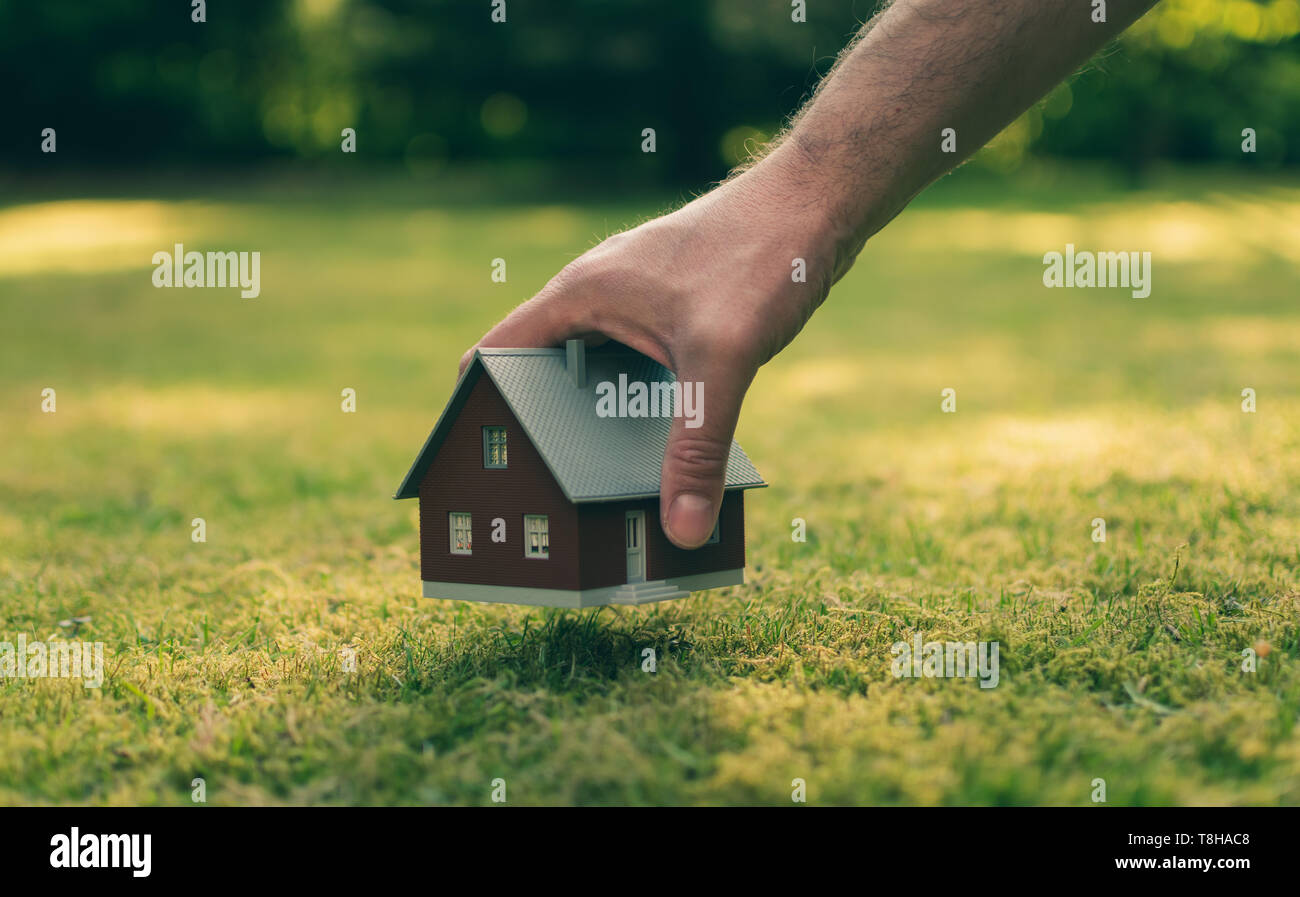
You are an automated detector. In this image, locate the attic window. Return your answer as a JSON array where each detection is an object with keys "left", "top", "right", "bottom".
[
  {"left": 483, "top": 426, "right": 507, "bottom": 468},
  {"left": 524, "top": 515, "right": 549, "bottom": 559},
  {"left": 449, "top": 512, "right": 472, "bottom": 555}
]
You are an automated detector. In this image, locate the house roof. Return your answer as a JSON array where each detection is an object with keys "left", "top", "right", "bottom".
[{"left": 394, "top": 347, "right": 766, "bottom": 503}]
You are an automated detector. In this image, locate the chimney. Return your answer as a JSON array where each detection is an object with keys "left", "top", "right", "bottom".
[{"left": 565, "top": 338, "right": 586, "bottom": 388}]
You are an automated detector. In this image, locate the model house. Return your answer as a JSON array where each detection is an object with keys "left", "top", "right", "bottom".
[{"left": 394, "top": 340, "right": 765, "bottom": 607}]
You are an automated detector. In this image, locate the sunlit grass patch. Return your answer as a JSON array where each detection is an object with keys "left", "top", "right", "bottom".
[{"left": 1, "top": 168, "right": 1297, "bottom": 804}]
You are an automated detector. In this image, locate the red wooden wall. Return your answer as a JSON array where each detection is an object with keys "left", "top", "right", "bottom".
[
  {"left": 418, "top": 369, "right": 748, "bottom": 592},
  {"left": 419, "top": 371, "right": 580, "bottom": 589}
]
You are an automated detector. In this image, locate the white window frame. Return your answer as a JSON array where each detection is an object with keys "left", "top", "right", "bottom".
[
  {"left": 524, "top": 515, "right": 549, "bottom": 559},
  {"left": 483, "top": 426, "right": 508, "bottom": 469},
  {"left": 449, "top": 512, "right": 472, "bottom": 555}
]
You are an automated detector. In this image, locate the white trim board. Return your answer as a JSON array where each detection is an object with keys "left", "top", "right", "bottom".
[{"left": 422, "top": 568, "right": 744, "bottom": 609}]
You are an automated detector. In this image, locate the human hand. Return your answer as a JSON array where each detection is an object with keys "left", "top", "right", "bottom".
[{"left": 459, "top": 158, "right": 842, "bottom": 548}]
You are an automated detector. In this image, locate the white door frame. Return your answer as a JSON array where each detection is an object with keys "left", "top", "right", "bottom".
[{"left": 625, "top": 510, "right": 646, "bottom": 583}]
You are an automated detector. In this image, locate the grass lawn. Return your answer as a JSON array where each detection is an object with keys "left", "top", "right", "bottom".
[{"left": 2, "top": 164, "right": 1298, "bottom": 805}]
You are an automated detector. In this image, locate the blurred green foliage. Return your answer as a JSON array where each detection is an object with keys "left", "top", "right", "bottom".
[{"left": 4, "top": 0, "right": 1298, "bottom": 184}]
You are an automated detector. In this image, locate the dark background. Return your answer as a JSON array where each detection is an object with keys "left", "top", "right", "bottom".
[{"left": 5, "top": 0, "right": 1298, "bottom": 188}]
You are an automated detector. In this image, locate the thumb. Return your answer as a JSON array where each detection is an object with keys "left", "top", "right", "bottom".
[
  {"left": 459, "top": 295, "right": 574, "bottom": 376},
  {"left": 458, "top": 267, "right": 606, "bottom": 376},
  {"left": 659, "top": 356, "right": 754, "bottom": 549}
]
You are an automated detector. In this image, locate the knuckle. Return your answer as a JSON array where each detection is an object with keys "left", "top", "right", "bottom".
[
  {"left": 566, "top": 231, "right": 649, "bottom": 293},
  {"left": 665, "top": 433, "right": 730, "bottom": 486},
  {"left": 540, "top": 253, "right": 602, "bottom": 303},
  {"left": 594, "top": 229, "right": 632, "bottom": 253},
  {"left": 688, "top": 317, "right": 762, "bottom": 370},
  {"left": 555, "top": 255, "right": 594, "bottom": 288},
  {"left": 566, "top": 254, "right": 621, "bottom": 295}
]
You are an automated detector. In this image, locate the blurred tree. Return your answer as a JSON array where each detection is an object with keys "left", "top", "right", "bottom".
[
  {"left": 3, "top": 0, "right": 1297, "bottom": 183},
  {"left": 984, "top": 0, "right": 1300, "bottom": 173}
]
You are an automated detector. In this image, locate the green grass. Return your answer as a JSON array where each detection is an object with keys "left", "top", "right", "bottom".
[{"left": 2, "top": 164, "right": 1299, "bottom": 805}]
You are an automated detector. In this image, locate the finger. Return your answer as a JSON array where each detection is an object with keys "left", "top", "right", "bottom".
[
  {"left": 456, "top": 258, "right": 615, "bottom": 375},
  {"left": 658, "top": 355, "right": 755, "bottom": 549},
  {"left": 457, "top": 296, "right": 569, "bottom": 375}
]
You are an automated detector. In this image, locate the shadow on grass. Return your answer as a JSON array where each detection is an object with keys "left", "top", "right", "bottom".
[{"left": 392, "top": 608, "right": 696, "bottom": 696}]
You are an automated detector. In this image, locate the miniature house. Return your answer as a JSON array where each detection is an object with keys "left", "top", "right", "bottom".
[{"left": 394, "top": 340, "right": 765, "bottom": 608}]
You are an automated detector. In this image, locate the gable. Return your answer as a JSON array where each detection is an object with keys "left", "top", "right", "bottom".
[
  {"left": 416, "top": 370, "right": 566, "bottom": 499},
  {"left": 393, "top": 362, "right": 487, "bottom": 500}
]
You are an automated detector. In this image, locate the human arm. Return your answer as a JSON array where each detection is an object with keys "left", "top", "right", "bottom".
[{"left": 462, "top": 0, "right": 1160, "bottom": 547}]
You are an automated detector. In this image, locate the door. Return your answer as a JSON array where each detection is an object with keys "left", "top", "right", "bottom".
[{"left": 625, "top": 510, "right": 646, "bottom": 583}]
